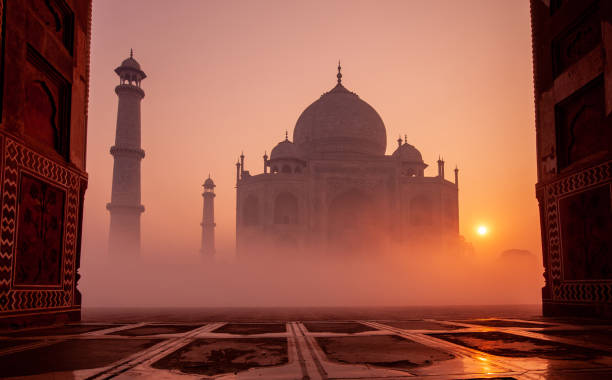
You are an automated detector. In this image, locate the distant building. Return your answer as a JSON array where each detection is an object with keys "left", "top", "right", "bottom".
[
  {"left": 201, "top": 176, "right": 216, "bottom": 257},
  {"left": 531, "top": 0, "right": 612, "bottom": 317},
  {"left": 235, "top": 65, "right": 461, "bottom": 256},
  {"left": 0, "top": 1, "right": 92, "bottom": 327},
  {"left": 499, "top": 249, "right": 536, "bottom": 261},
  {"left": 107, "top": 52, "right": 146, "bottom": 255}
]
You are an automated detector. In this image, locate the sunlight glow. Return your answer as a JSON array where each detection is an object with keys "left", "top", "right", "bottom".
[{"left": 476, "top": 225, "right": 488, "bottom": 236}]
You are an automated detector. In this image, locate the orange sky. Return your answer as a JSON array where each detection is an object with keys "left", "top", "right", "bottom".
[{"left": 83, "top": 0, "right": 538, "bottom": 263}]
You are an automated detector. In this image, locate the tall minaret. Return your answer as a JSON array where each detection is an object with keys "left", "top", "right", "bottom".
[
  {"left": 106, "top": 50, "right": 146, "bottom": 255},
  {"left": 201, "top": 175, "right": 216, "bottom": 257}
]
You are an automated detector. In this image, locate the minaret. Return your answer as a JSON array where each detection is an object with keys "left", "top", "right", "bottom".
[
  {"left": 263, "top": 151, "right": 268, "bottom": 174},
  {"left": 106, "top": 50, "right": 146, "bottom": 255},
  {"left": 201, "top": 175, "right": 216, "bottom": 257},
  {"left": 454, "top": 166, "right": 459, "bottom": 186},
  {"left": 437, "top": 156, "right": 445, "bottom": 180}
]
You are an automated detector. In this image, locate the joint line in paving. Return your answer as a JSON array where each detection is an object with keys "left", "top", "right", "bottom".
[
  {"left": 289, "top": 322, "right": 311, "bottom": 380},
  {"left": 296, "top": 322, "right": 328, "bottom": 380},
  {"left": 85, "top": 322, "right": 224, "bottom": 379}
]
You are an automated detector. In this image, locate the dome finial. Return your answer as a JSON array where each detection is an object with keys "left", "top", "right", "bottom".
[
  {"left": 337, "top": 60, "right": 342, "bottom": 84},
  {"left": 404, "top": 134, "right": 407, "bottom": 144},
  {"left": 130, "top": 48, "right": 133, "bottom": 58},
  {"left": 285, "top": 130, "right": 289, "bottom": 141}
]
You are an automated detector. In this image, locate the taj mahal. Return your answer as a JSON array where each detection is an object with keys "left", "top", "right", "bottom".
[{"left": 227, "top": 64, "right": 461, "bottom": 257}]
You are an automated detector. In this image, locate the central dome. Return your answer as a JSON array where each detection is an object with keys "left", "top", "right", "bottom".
[{"left": 293, "top": 74, "right": 387, "bottom": 157}]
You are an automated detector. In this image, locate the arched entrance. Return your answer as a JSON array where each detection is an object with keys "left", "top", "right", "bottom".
[{"left": 328, "top": 189, "right": 380, "bottom": 253}]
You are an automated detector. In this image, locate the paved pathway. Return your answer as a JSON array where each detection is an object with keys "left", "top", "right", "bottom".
[{"left": 1, "top": 317, "right": 611, "bottom": 379}]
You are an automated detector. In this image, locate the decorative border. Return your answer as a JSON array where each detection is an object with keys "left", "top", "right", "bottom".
[
  {"left": 557, "top": 282, "right": 612, "bottom": 303},
  {"left": 0, "top": 137, "right": 83, "bottom": 312},
  {"left": 0, "top": 0, "right": 5, "bottom": 121},
  {"left": 543, "top": 160, "right": 612, "bottom": 302}
]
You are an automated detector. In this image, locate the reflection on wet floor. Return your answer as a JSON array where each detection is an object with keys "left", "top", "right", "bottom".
[
  {"left": 2, "top": 324, "right": 122, "bottom": 337},
  {"left": 0, "top": 313, "right": 611, "bottom": 379},
  {"left": 376, "top": 319, "right": 464, "bottom": 330},
  {"left": 212, "top": 322, "right": 286, "bottom": 335},
  {"left": 453, "top": 319, "right": 554, "bottom": 328},
  {"left": 537, "top": 328, "right": 612, "bottom": 348},
  {"left": 317, "top": 334, "right": 454, "bottom": 369},
  {"left": 0, "top": 338, "right": 161, "bottom": 377},
  {"left": 152, "top": 338, "right": 288, "bottom": 376},
  {"left": 108, "top": 323, "right": 203, "bottom": 336},
  {"left": 429, "top": 331, "right": 608, "bottom": 359},
  {"left": 304, "top": 321, "right": 376, "bottom": 333}
]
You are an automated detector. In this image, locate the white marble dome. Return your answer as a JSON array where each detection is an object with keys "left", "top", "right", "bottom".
[
  {"left": 392, "top": 143, "right": 423, "bottom": 163},
  {"left": 293, "top": 81, "right": 387, "bottom": 157},
  {"left": 270, "top": 138, "right": 301, "bottom": 160}
]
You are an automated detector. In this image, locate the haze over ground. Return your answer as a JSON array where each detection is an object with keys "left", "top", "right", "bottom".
[{"left": 80, "top": 0, "right": 540, "bottom": 307}]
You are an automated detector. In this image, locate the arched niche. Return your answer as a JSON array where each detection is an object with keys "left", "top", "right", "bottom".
[
  {"left": 24, "top": 80, "right": 58, "bottom": 150},
  {"left": 274, "top": 192, "right": 298, "bottom": 224},
  {"left": 242, "top": 194, "right": 259, "bottom": 226}
]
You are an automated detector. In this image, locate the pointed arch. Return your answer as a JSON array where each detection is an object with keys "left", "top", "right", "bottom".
[{"left": 274, "top": 192, "right": 298, "bottom": 224}]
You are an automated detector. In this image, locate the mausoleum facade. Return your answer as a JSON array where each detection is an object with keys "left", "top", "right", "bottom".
[{"left": 235, "top": 66, "right": 460, "bottom": 256}]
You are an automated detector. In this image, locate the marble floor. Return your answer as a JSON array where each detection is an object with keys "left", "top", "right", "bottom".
[{"left": 1, "top": 308, "right": 611, "bottom": 379}]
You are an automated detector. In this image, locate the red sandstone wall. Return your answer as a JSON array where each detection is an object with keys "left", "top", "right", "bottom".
[
  {"left": 0, "top": 0, "right": 92, "bottom": 328},
  {"left": 531, "top": 0, "right": 612, "bottom": 317}
]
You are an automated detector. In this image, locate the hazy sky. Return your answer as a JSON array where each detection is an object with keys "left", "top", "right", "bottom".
[{"left": 83, "top": 0, "right": 537, "bottom": 262}]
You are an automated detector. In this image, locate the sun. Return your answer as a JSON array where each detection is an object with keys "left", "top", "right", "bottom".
[{"left": 476, "top": 225, "right": 488, "bottom": 236}]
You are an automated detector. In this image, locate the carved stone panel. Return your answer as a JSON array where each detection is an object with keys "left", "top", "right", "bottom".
[
  {"left": 552, "top": 4, "right": 601, "bottom": 77},
  {"left": 24, "top": 46, "right": 71, "bottom": 159},
  {"left": 14, "top": 173, "right": 65, "bottom": 286},
  {"left": 0, "top": 137, "right": 83, "bottom": 312},
  {"left": 559, "top": 184, "right": 612, "bottom": 280},
  {"left": 30, "top": 0, "right": 74, "bottom": 53},
  {"left": 555, "top": 75, "right": 607, "bottom": 170},
  {"left": 541, "top": 160, "right": 611, "bottom": 303}
]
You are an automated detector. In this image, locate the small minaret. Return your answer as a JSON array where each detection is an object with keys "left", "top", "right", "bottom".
[
  {"left": 201, "top": 175, "right": 216, "bottom": 257},
  {"left": 235, "top": 159, "right": 241, "bottom": 185},
  {"left": 107, "top": 50, "right": 146, "bottom": 255},
  {"left": 263, "top": 151, "right": 268, "bottom": 174},
  {"left": 437, "top": 156, "right": 445, "bottom": 180},
  {"left": 454, "top": 166, "right": 459, "bottom": 186},
  {"left": 240, "top": 152, "right": 245, "bottom": 176}
]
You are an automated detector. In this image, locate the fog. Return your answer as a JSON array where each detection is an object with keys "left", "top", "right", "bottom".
[
  {"left": 80, "top": 245, "right": 542, "bottom": 308},
  {"left": 81, "top": 0, "right": 541, "bottom": 310}
]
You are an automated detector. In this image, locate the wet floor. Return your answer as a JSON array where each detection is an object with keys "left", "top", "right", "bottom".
[{"left": 0, "top": 306, "right": 611, "bottom": 379}]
